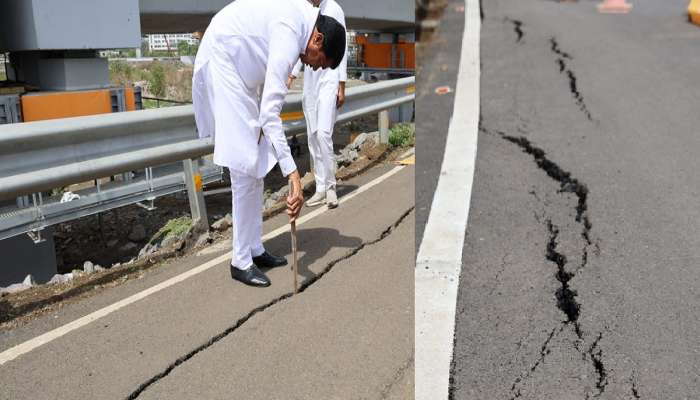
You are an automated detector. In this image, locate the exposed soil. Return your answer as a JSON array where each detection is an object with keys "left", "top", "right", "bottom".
[{"left": 53, "top": 115, "right": 378, "bottom": 274}]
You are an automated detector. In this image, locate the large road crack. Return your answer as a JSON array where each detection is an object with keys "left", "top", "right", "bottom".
[
  {"left": 546, "top": 221, "right": 582, "bottom": 335},
  {"left": 125, "top": 207, "right": 414, "bottom": 399},
  {"left": 482, "top": 127, "right": 607, "bottom": 398},
  {"left": 549, "top": 37, "right": 594, "bottom": 121}
]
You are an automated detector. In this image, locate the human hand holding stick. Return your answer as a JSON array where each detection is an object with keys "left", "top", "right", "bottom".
[
  {"left": 286, "top": 170, "right": 303, "bottom": 222},
  {"left": 287, "top": 175, "right": 302, "bottom": 293}
]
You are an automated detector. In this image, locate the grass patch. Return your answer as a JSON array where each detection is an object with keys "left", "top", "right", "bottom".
[
  {"left": 388, "top": 123, "right": 415, "bottom": 147},
  {"left": 148, "top": 216, "right": 192, "bottom": 245}
]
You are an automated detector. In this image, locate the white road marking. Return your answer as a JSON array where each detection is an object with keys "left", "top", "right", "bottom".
[
  {"left": 415, "top": 0, "right": 481, "bottom": 397},
  {"left": 0, "top": 166, "right": 405, "bottom": 366}
]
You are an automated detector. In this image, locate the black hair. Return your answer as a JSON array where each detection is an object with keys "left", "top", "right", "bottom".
[{"left": 315, "top": 14, "right": 346, "bottom": 69}]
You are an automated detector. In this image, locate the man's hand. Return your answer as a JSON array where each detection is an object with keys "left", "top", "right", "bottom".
[
  {"left": 336, "top": 81, "right": 346, "bottom": 109},
  {"left": 286, "top": 170, "right": 304, "bottom": 222},
  {"left": 286, "top": 75, "right": 296, "bottom": 90}
]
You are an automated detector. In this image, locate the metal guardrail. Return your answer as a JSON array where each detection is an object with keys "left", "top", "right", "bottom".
[
  {"left": 282, "top": 76, "right": 415, "bottom": 135},
  {"left": 348, "top": 67, "right": 415, "bottom": 75},
  {"left": 0, "top": 106, "right": 213, "bottom": 201},
  {"left": 0, "top": 76, "right": 414, "bottom": 240}
]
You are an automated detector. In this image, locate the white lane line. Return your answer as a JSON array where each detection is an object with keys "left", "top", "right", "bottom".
[
  {"left": 0, "top": 165, "right": 405, "bottom": 366},
  {"left": 415, "top": 0, "right": 480, "bottom": 397}
]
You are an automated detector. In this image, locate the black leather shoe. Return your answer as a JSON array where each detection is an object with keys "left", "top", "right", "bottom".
[
  {"left": 230, "top": 264, "right": 271, "bottom": 287},
  {"left": 252, "top": 251, "right": 288, "bottom": 269}
]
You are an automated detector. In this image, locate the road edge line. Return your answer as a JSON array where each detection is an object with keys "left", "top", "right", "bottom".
[{"left": 415, "top": 0, "right": 481, "bottom": 397}]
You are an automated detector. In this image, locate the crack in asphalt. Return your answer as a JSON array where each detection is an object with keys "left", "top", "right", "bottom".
[
  {"left": 549, "top": 37, "right": 594, "bottom": 121},
  {"left": 631, "top": 379, "right": 641, "bottom": 399},
  {"left": 505, "top": 18, "right": 524, "bottom": 42},
  {"left": 546, "top": 221, "right": 582, "bottom": 333},
  {"left": 488, "top": 254, "right": 510, "bottom": 296},
  {"left": 587, "top": 332, "right": 609, "bottom": 396},
  {"left": 509, "top": 324, "right": 566, "bottom": 400},
  {"left": 565, "top": 69, "right": 593, "bottom": 121},
  {"left": 483, "top": 128, "right": 608, "bottom": 398},
  {"left": 497, "top": 134, "right": 592, "bottom": 246},
  {"left": 550, "top": 37, "right": 572, "bottom": 60},
  {"left": 125, "top": 207, "right": 415, "bottom": 399}
]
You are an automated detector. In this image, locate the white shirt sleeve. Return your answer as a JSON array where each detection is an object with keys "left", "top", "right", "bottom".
[
  {"left": 291, "top": 59, "right": 303, "bottom": 78},
  {"left": 328, "top": 5, "right": 348, "bottom": 82},
  {"left": 259, "top": 24, "right": 300, "bottom": 177}
]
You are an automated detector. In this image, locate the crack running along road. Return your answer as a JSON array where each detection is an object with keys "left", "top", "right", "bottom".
[
  {"left": 485, "top": 128, "right": 609, "bottom": 399},
  {"left": 126, "top": 207, "right": 415, "bottom": 399}
]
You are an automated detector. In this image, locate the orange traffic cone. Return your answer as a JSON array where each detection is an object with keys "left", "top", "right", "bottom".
[
  {"left": 690, "top": 0, "right": 700, "bottom": 26},
  {"left": 597, "top": 0, "right": 632, "bottom": 13}
]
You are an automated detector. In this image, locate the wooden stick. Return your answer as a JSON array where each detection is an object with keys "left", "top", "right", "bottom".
[{"left": 290, "top": 182, "right": 299, "bottom": 293}]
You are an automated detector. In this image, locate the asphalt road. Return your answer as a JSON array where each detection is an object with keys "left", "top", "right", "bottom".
[
  {"left": 447, "top": 0, "right": 700, "bottom": 399},
  {"left": 415, "top": 0, "right": 464, "bottom": 252},
  {"left": 0, "top": 163, "right": 414, "bottom": 399}
]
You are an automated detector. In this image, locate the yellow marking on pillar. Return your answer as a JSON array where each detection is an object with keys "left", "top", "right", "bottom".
[
  {"left": 281, "top": 111, "right": 304, "bottom": 121},
  {"left": 194, "top": 175, "right": 203, "bottom": 191}
]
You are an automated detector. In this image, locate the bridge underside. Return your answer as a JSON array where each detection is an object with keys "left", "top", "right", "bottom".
[
  {"left": 139, "top": 0, "right": 413, "bottom": 34},
  {"left": 140, "top": 14, "right": 414, "bottom": 34}
]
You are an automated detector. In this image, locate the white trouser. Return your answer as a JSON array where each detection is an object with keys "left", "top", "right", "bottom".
[
  {"left": 230, "top": 171, "right": 265, "bottom": 270},
  {"left": 307, "top": 129, "right": 336, "bottom": 192}
]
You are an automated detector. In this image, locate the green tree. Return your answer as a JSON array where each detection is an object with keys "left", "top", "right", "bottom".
[
  {"left": 177, "top": 41, "right": 189, "bottom": 56},
  {"left": 109, "top": 60, "right": 133, "bottom": 86},
  {"left": 149, "top": 62, "right": 166, "bottom": 97}
]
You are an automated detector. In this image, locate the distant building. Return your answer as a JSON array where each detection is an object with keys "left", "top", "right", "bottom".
[
  {"left": 346, "top": 31, "right": 359, "bottom": 67},
  {"left": 147, "top": 34, "right": 199, "bottom": 52}
]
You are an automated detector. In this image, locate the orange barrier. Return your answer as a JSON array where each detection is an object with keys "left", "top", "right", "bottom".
[
  {"left": 355, "top": 36, "right": 415, "bottom": 69},
  {"left": 690, "top": 0, "right": 700, "bottom": 25},
  {"left": 20, "top": 87, "right": 138, "bottom": 122},
  {"left": 21, "top": 90, "right": 112, "bottom": 122},
  {"left": 124, "top": 87, "right": 138, "bottom": 111}
]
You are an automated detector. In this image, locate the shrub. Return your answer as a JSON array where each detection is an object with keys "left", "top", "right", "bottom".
[
  {"left": 148, "top": 62, "right": 166, "bottom": 97},
  {"left": 388, "top": 123, "right": 415, "bottom": 147}
]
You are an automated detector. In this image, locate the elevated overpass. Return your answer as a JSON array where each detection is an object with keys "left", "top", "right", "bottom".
[{"left": 139, "top": 0, "right": 415, "bottom": 33}]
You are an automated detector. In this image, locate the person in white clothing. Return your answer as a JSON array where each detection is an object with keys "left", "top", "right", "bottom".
[
  {"left": 288, "top": 0, "right": 348, "bottom": 209},
  {"left": 192, "top": 0, "right": 346, "bottom": 287}
]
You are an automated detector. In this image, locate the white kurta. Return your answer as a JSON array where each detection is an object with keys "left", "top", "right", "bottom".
[
  {"left": 291, "top": 0, "right": 348, "bottom": 135},
  {"left": 291, "top": 0, "right": 347, "bottom": 192},
  {"left": 191, "top": 0, "right": 319, "bottom": 270},
  {"left": 193, "top": 0, "right": 320, "bottom": 179}
]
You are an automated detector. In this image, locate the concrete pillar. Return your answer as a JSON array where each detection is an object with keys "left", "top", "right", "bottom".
[
  {"left": 379, "top": 110, "right": 390, "bottom": 144},
  {"left": 183, "top": 158, "right": 208, "bottom": 232}
]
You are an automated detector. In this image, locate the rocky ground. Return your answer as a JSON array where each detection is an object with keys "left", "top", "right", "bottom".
[{"left": 52, "top": 115, "right": 379, "bottom": 275}]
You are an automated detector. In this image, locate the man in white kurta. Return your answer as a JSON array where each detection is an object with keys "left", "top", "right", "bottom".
[
  {"left": 192, "top": 0, "right": 346, "bottom": 287},
  {"left": 289, "top": 0, "right": 348, "bottom": 209}
]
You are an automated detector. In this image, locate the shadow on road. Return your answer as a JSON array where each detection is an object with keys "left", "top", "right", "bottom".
[
  {"left": 262, "top": 227, "right": 363, "bottom": 282},
  {"left": 335, "top": 184, "right": 358, "bottom": 198}
]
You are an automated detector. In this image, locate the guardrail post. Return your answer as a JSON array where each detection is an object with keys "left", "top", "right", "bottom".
[
  {"left": 183, "top": 158, "right": 209, "bottom": 232},
  {"left": 379, "top": 110, "right": 390, "bottom": 144}
]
